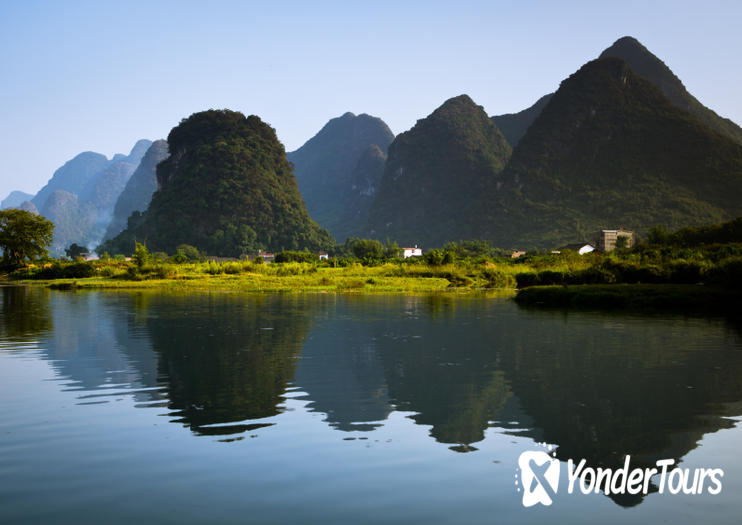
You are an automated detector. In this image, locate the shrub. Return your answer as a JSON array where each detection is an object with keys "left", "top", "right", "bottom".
[
  {"left": 704, "top": 257, "right": 742, "bottom": 288},
  {"left": 62, "top": 262, "right": 96, "bottom": 278},
  {"left": 515, "top": 272, "right": 540, "bottom": 288},
  {"left": 481, "top": 268, "right": 516, "bottom": 288},
  {"left": 275, "top": 251, "right": 316, "bottom": 263},
  {"left": 537, "top": 270, "right": 566, "bottom": 286}
]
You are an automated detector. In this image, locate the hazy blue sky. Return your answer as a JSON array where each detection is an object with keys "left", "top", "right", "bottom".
[{"left": 1, "top": 0, "right": 740, "bottom": 199}]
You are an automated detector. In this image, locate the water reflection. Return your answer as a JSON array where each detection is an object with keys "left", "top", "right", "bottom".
[
  {"left": 144, "top": 294, "right": 314, "bottom": 435},
  {"left": 3, "top": 287, "right": 742, "bottom": 508}
]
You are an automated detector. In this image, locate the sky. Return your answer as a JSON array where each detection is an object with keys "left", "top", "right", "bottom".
[{"left": 1, "top": 0, "right": 741, "bottom": 200}]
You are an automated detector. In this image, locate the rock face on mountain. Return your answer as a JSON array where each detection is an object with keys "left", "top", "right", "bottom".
[
  {"left": 1, "top": 191, "right": 34, "bottom": 209},
  {"left": 491, "top": 94, "right": 553, "bottom": 147},
  {"left": 599, "top": 36, "right": 742, "bottom": 145},
  {"left": 287, "top": 112, "right": 394, "bottom": 241},
  {"left": 104, "top": 140, "right": 169, "bottom": 241},
  {"left": 101, "top": 110, "right": 333, "bottom": 256},
  {"left": 365, "top": 95, "right": 512, "bottom": 247},
  {"left": 481, "top": 57, "right": 742, "bottom": 248},
  {"left": 31, "top": 152, "right": 109, "bottom": 210}
]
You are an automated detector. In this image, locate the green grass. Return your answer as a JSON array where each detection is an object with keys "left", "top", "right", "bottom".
[{"left": 8, "top": 260, "right": 522, "bottom": 295}]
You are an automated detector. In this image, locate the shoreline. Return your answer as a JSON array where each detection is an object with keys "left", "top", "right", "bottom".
[{"left": 514, "top": 283, "right": 740, "bottom": 313}]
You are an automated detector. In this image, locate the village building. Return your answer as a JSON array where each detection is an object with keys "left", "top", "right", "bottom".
[
  {"left": 318, "top": 251, "right": 329, "bottom": 260},
  {"left": 595, "top": 229, "right": 634, "bottom": 252},
  {"left": 511, "top": 250, "right": 526, "bottom": 259},
  {"left": 257, "top": 252, "right": 275, "bottom": 263},
  {"left": 557, "top": 243, "right": 595, "bottom": 255},
  {"left": 402, "top": 246, "right": 422, "bottom": 258}
]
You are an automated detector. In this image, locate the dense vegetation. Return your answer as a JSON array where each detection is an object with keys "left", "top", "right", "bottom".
[
  {"left": 100, "top": 110, "right": 334, "bottom": 256},
  {"left": 599, "top": 36, "right": 742, "bottom": 145},
  {"left": 287, "top": 112, "right": 394, "bottom": 241},
  {"left": 479, "top": 57, "right": 742, "bottom": 248},
  {"left": 0, "top": 209, "right": 54, "bottom": 268},
  {"left": 366, "top": 95, "right": 512, "bottom": 247}
]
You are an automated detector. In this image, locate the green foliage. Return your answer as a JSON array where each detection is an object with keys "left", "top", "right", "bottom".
[
  {"left": 424, "top": 249, "right": 445, "bottom": 266},
  {"left": 172, "top": 244, "right": 204, "bottom": 263},
  {"left": 366, "top": 95, "right": 512, "bottom": 247},
  {"left": 65, "top": 243, "right": 87, "bottom": 259},
  {"left": 480, "top": 58, "right": 742, "bottom": 249},
  {"left": 102, "top": 110, "right": 334, "bottom": 256},
  {"left": 275, "top": 251, "right": 317, "bottom": 263},
  {"left": 645, "top": 217, "right": 742, "bottom": 247},
  {"left": 133, "top": 242, "right": 150, "bottom": 268},
  {"left": 0, "top": 209, "right": 55, "bottom": 268},
  {"left": 10, "top": 261, "right": 95, "bottom": 279}
]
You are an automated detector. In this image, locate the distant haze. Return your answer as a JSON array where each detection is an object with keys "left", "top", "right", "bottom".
[{"left": 1, "top": 1, "right": 741, "bottom": 199}]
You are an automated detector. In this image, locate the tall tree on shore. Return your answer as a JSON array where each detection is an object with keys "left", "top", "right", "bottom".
[{"left": 0, "top": 209, "right": 55, "bottom": 268}]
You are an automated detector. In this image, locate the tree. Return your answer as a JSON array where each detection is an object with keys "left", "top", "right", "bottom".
[
  {"left": 133, "top": 242, "right": 150, "bottom": 268},
  {"left": 0, "top": 209, "right": 54, "bottom": 268},
  {"left": 65, "top": 243, "right": 87, "bottom": 259}
]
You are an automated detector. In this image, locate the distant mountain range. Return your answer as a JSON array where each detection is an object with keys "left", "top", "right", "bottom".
[
  {"left": 4, "top": 35, "right": 742, "bottom": 255},
  {"left": 3, "top": 140, "right": 152, "bottom": 254},
  {"left": 367, "top": 36, "right": 742, "bottom": 248},
  {"left": 0, "top": 191, "right": 34, "bottom": 210}
]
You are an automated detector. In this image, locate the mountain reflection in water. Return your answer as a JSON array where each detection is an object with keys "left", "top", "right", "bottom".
[{"left": 2, "top": 287, "right": 742, "bottom": 508}]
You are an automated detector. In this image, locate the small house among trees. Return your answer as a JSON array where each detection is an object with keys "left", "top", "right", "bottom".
[{"left": 402, "top": 246, "right": 422, "bottom": 258}]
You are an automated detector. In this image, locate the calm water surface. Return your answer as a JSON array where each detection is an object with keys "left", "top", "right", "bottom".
[{"left": 1, "top": 286, "right": 742, "bottom": 524}]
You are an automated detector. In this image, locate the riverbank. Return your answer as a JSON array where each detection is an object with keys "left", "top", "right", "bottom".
[
  {"left": 4, "top": 266, "right": 516, "bottom": 296},
  {"left": 514, "top": 283, "right": 740, "bottom": 312}
]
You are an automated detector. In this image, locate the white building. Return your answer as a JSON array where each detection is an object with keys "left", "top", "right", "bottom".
[
  {"left": 402, "top": 246, "right": 422, "bottom": 258},
  {"left": 318, "top": 251, "right": 329, "bottom": 260}
]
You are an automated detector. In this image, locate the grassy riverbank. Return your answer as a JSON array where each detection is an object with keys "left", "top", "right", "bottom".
[
  {"left": 4, "top": 231, "right": 741, "bottom": 301},
  {"left": 5, "top": 260, "right": 522, "bottom": 294}
]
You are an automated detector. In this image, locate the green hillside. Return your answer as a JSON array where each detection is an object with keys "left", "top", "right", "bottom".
[
  {"left": 481, "top": 58, "right": 742, "bottom": 248},
  {"left": 101, "top": 110, "right": 333, "bottom": 256},
  {"left": 366, "top": 95, "right": 512, "bottom": 247}
]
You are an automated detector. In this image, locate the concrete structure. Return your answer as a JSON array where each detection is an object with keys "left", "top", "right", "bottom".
[
  {"left": 257, "top": 252, "right": 275, "bottom": 263},
  {"left": 595, "top": 229, "right": 634, "bottom": 252},
  {"left": 402, "top": 246, "right": 422, "bottom": 258},
  {"left": 318, "top": 251, "right": 329, "bottom": 261}
]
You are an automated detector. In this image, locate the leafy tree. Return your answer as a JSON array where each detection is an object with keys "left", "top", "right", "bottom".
[
  {"left": 133, "top": 242, "right": 150, "bottom": 268},
  {"left": 275, "top": 251, "right": 316, "bottom": 263},
  {"left": 349, "top": 238, "right": 385, "bottom": 260},
  {"left": 65, "top": 243, "right": 87, "bottom": 259},
  {"left": 175, "top": 244, "right": 204, "bottom": 262},
  {"left": 0, "top": 209, "right": 54, "bottom": 268},
  {"left": 646, "top": 225, "right": 670, "bottom": 245}
]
